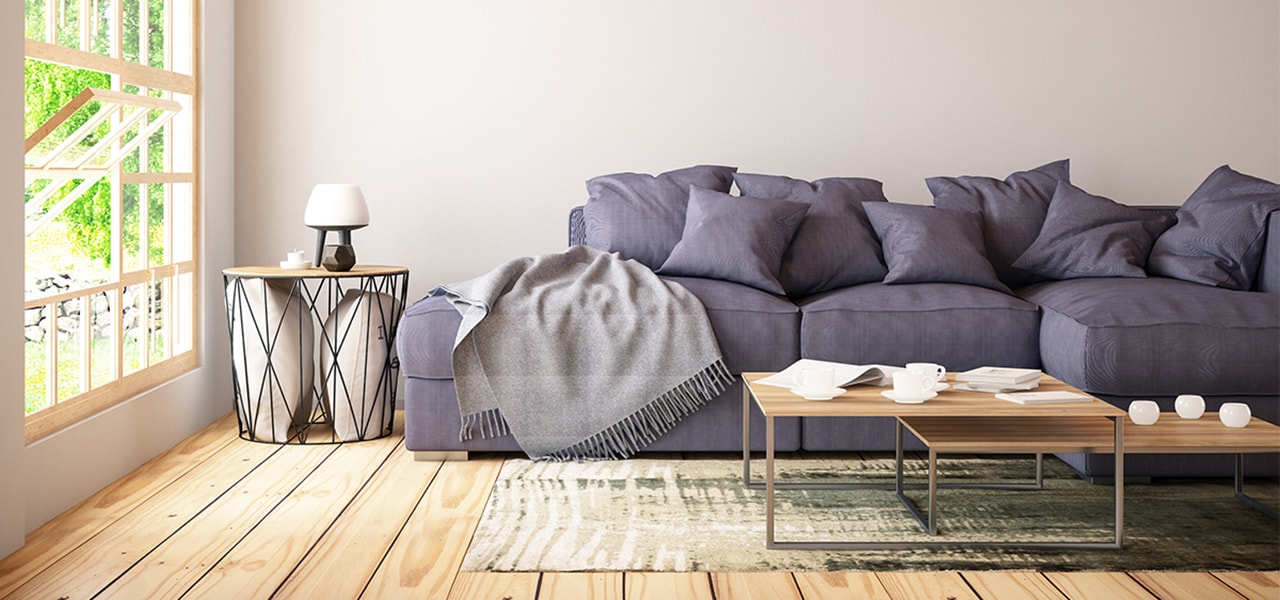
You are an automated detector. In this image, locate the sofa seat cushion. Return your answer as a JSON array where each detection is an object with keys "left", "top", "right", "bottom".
[
  {"left": 397, "top": 295, "right": 463, "bottom": 380},
  {"left": 661, "top": 276, "right": 800, "bottom": 373},
  {"left": 1019, "top": 277, "right": 1280, "bottom": 395},
  {"left": 798, "top": 282, "right": 1041, "bottom": 371}
]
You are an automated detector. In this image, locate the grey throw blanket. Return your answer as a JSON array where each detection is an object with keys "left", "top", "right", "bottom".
[{"left": 431, "top": 246, "right": 732, "bottom": 461}]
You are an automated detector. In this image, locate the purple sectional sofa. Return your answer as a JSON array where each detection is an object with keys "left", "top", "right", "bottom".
[{"left": 397, "top": 162, "right": 1280, "bottom": 479}]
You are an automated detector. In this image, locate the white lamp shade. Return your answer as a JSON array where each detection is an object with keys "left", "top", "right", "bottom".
[{"left": 305, "top": 184, "right": 369, "bottom": 229}]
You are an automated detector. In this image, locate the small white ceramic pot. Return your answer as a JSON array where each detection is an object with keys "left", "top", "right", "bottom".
[
  {"left": 1174, "top": 394, "right": 1205, "bottom": 419},
  {"left": 1128, "top": 400, "right": 1160, "bottom": 426},
  {"left": 1219, "top": 403, "right": 1252, "bottom": 428}
]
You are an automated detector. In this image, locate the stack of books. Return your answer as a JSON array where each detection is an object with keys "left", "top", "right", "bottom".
[{"left": 955, "top": 367, "right": 1042, "bottom": 392}]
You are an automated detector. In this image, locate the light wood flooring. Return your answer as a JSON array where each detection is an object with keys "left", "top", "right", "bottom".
[{"left": 0, "top": 412, "right": 1275, "bottom": 599}]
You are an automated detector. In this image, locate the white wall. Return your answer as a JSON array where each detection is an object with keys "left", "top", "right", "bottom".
[
  {"left": 1, "top": 1, "right": 237, "bottom": 548},
  {"left": 234, "top": 0, "right": 1280, "bottom": 303},
  {"left": 1, "top": 0, "right": 27, "bottom": 558}
]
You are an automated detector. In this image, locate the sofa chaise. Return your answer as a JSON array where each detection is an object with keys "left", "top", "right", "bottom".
[{"left": 396, "top": 161, "right": 1280, "bottom": 479}]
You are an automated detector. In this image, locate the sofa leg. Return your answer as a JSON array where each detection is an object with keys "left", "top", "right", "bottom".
[{"left": 414, "top": 451, "right": 469, "bottom": 462}]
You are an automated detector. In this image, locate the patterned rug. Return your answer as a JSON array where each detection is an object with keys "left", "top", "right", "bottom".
[{"left": 461, "top": 456, "right": 1280, "bottom": 572}]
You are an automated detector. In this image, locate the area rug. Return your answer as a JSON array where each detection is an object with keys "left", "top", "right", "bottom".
[{"left": 461, "top": 457, "right": 1279, "bottom": 572}]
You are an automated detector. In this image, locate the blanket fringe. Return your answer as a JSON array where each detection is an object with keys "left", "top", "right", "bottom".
[
  {"left": 460, "top": 408, "right": 510, "bottom": 441},
  {"left": 538, "top": 359, "right": 735, "bottom": 462}
]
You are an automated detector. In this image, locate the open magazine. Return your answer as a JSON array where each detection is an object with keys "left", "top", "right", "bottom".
[{"left": 754, "top": 359, "right": 905, "bottom": 389}]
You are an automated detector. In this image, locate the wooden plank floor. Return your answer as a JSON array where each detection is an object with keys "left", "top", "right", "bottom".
[{"left": 0, "top": 412, "right": 1275, "bottom": 599}]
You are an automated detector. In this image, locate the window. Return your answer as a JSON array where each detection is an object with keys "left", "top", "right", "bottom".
[{"left": 23, "top": 0, "right": 199, "bottom": 443}]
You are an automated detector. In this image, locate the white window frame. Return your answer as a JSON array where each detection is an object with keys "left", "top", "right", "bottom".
[{"left": 23, "top": 0, "right": 200, "bottom": 443}]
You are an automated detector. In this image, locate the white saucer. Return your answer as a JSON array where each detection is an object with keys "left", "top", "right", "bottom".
[
  {"left": 279, "top": 260, "right": 312, "bottom": 269},
  {"left": 791, "top": 386, "right": 845, "bottom": 401},
  {"left": 881, "top": 390, "right": 937, "bottom": 404}
]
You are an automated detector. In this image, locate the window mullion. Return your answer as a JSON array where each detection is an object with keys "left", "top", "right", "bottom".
[
  {"left": 165, "top": 0, "right": 172, "bottom": 70},
  {"left": 139, "top": 0, "right": 149, "bottom": 68},
  {"left": 111, "top": 72, "right": 124, "bottom": 383},
  {"left": 79, "top": 294, "right": 90, "bottom": 396},
  {"left": 78, "top": 0, "right": 89, "bottom": 52},
  {"left": 46, "top": 300, "right": 58, "bottom": 409},
  {"left": 45, "top": 0, "right": 56, "bottom": 44},
  {"left": 112, "top": 287, "right": 122, "bottom": 381},
  {"left": 112, "top": 0, "right": 121, "bottom": 59}
]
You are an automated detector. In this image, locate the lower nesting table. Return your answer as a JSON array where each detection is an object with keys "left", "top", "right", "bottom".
[
  {"left": 223, "top": 265, "right": 409, "bottom": 444},
  {"left": 742, "top": 372, "right": 1127, "bottom": 551}
]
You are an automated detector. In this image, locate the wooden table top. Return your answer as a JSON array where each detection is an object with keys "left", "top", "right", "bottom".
[
  {"left": 743, "top": 372, "right": 1125, "bottom": 419},
  {"left": 223, "top": 265, "right": 408, "bottom": 278},
  {"left": 1121, "top": 414, "right": 1280, "bottom": 454},
  {"left": 899, "top": 416, "right": 1118, "bottom": 454},
  {"left": 899, "top": 414, "right": 1280, "bottom": 454}
]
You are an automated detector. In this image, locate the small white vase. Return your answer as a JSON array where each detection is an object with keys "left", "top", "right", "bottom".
[
  {"left": 1219, "top": 403, "right": 1251, "bottom": 428},
  {"left": 1174, "top": 394, "right": 1205, "bottom": 419},
  {"left": 1128, "top": 400, "right": 1160, "bottom": 426}
]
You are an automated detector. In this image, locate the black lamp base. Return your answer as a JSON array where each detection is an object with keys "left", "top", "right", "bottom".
[
  {"left": 321, "top": 244, "right": 356, "bottom": 271},
  {"left": 312, "top": 228, "right": 357, "bottom": 267}
]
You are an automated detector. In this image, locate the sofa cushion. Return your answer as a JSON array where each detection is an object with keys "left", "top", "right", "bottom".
[
  {"left": 657, "top": 187, "right": 809, "bottom": 295},
  {"left": 864, "top": 203, "right": 1011, "bottom": 294},
  {"left": 1148, "top": 165, "right": 1280, "bottom": 290},
  {"left": 583, "top": 165, "right": 737, "bottom": 270},
  {"left": 798, "top": 282, "right": 1041, "bottom": 371},
  {"left": 929, "top": 159, "right": 1071, "bottom": 288},
  {"left": 662, "top": 276, "right": 801, "bottom": 373},
  {"left": 732, "top": 172, "right": 889, "bottom": 297},
  {"left": 1019, "top": 277, "right": 1280, "bottom": 396},
  {"left": 396, "top": 295, "right": 462, "bottom": 380},
  {"left": 1013, "top": 182, "right": 1174, "bottom": 280}
]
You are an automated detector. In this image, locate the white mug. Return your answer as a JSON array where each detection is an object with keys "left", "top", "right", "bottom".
[
  {"left": 1174, "top": 394, "right": 1205, "bottom": 419},
  {"left": 798, "top": 367, "right": 835, "bottom": 393},
  {"left": 1219, "top": 403, "right": 1251, "bottom": 428},
  {"left": 1128, "top": 400, "right": 1160, "bottom": 426},
  {"left": 892, "top": 370, "right": 935, "bottom": 397},
  {"left": 906, "top": 362, "right": 947, "bottom": 383}
]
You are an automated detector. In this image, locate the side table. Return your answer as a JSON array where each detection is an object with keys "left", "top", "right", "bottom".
[{"left": 223, "top": 265, "right": 409, "bottom": 443}]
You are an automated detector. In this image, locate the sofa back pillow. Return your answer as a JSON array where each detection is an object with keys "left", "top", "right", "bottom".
[
  {"left": 1013, "top": 182, "right": 1174, "bottom": 280},
  {"left": 583, "top": 165, "right": 737, "bottom": 270},
  {"left": 929, "top": 159, "right": 1070, "bottom": 288},
  {"left": 1147, "top": 165, "right": 1280, "bottom": 290},
  {"left": 864, "top": 202, "right": 1011, "bottom": 294},
  {"left": 657, "top": 187, "right": 809, "bottom": 295},
  {"left": 733, "top": 172, "right": 888, "bottom": 297}
]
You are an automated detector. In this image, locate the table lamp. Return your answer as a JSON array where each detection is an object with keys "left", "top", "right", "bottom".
[{"left": 304, "top": 184, "right": 369, "bottom": 271}]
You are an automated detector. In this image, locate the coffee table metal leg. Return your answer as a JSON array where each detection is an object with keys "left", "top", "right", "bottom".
[
  {"left": 895, "top": 419, "right": 904, "bottom": 494},
  {"left": 766, "top": 415, "right": 776, "bottom": 548},
  {"left": 1036, "top": 453, "right": 1044, "bottom": 488},
  {"left": 742, "top": 380, "right": 751, "bottom": 486},
  {"left": 928, "top": 449, "right": 939, "bottom": 535},
  {"left": 1113, "top": 415, "right": 1124, "bottom": 549},
  {"left": 1234, "top": 453, "right": 1279, "bottom": 519},
  {"left": 895, "top": 420, "right": 931, "bottom": 534}
]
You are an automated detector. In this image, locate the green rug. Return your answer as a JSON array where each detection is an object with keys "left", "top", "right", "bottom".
[{"left": 461, "top": 456, "right": 1279, "bottom": 572}]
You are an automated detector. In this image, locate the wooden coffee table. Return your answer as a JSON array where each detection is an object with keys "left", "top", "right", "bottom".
[
  {"left": 1128, "top": 415, "right": 1280, "bottom": 519},
  {"left": 902, "top": 412, "right": 1280, "bottom": 518},
  {"left": 742, "top": 372, "right": 1127, "bottom": 550}
]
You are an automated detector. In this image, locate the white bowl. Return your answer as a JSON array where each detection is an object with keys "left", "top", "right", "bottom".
[
  {"left": 1128, "top": 400, "right": 1160, "bottom": 426},
  {"left": 1219, "top": 403, "right": 1252, "bottom": 428},
  {"left": 1174, "top": 394, "right": 1205, "bottom": 419}
]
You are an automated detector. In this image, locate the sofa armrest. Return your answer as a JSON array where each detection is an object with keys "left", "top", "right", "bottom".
[
  {"left": 569, "top": 205, "right": 586, "bottom": 246},
  {"left": 1256, "top": 211, "right": 1280, "bottom": 293}
]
